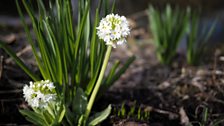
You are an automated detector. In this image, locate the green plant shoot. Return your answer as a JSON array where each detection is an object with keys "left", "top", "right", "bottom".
[
  {"left": 148, "top": 5, "right": 190, "bottom": 65},
  {"left": 186, "top": 10, "right": 216, "bottom": 65}
]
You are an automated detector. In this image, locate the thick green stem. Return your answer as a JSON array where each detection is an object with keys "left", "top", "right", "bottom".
[{"left": 84, "top": 45, "right": 112, "bottom": 123}]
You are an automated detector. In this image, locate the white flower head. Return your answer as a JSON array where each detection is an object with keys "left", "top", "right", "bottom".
[
  {"left": 97, "top": 13, "right": 130, "bottom": 48},
  {"left": 23, "top": 80, "right": 57, "bottom": 109}
]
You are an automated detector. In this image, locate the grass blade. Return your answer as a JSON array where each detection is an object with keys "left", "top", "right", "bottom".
[{"left": 0, "top": 41, "right": 39, "bottom": 81}]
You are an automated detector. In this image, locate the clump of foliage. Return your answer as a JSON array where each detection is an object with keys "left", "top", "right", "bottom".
[
  {"left": 0, "top": 0, "right": 135, "bottom": 125},
  {"left": 148, "top": 5, "right": 217, "bottom": 66},
  {"left": 148, "top": 5, "right": 190, "bottom": 65},
  {"left": 186, "top": 10, "right": 216, "bottom": 65},
  {"left": 190, "top": 105, "right": 224, "bottom": 126},
  {"left": 113, "top": 102, "right": 150, "bottom": 122}
]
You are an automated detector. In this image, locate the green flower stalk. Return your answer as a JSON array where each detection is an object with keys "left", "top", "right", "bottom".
[{"left": 85, "top": 13, "right": 130, "bottom": 121}]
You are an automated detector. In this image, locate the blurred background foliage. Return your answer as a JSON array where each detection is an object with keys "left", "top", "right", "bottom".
[{"left": 1, "top": 0, "right": 224, "bottom": 15}]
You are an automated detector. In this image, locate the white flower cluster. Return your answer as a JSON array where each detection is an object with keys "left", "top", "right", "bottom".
[
  {"left": 97, "top": 13, "right": 130, "bottom": 48},
  {"left": 23, "top": 80, "right": 57, "bottom": 108}
]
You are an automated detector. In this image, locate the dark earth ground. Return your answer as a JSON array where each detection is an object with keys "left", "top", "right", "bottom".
[{"left": 1, "top": 1, "right": 224, "bottom": 125}]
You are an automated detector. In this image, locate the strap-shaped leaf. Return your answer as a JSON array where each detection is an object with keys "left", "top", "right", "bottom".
[
  {"left": 0, "top": 40, "right": 39, "bottom": 81},
  {"left": 58, "top": 104, "right": 66, "bottom": 123},
  {"left": 19, "top": 109, "right": 48, "bottom": 126},
  {"left": 148, "top": 4, "right": 189, "bottom": 64},
  {"left": 72, "top": 88, "right": 88, "bottom": 115},
  {"left": 17, "top": 0, "right": 49, "bottom": 79},
  {"left": 88, "top": 104, "right": 111, "bottom": 126},
  {"left": 65, "top": 107, "right": 75, "bottom": 126},
  {"left": 102, "top": 56, "right": 135, "bottom": 89},
  {"left": 43, "top": 110, "right": 54, "bottom": 125}
]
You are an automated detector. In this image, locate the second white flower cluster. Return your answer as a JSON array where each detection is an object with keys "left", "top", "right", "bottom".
[{"left": 23, "top": 80, "right": 57, "bottom": 108}]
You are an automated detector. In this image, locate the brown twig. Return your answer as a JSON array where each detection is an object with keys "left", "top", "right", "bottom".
[
  {"left": 5, "top": 45, "right": 31, "bottom": 64},
  {"left": 0, "top": 56, "right": 3, "bottom": 79}
]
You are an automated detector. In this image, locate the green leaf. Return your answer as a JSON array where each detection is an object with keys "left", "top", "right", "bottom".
[
  {"left": 0, "top": 40, "right": 39, "bottom": 81},
  {"left": 111, "top": 0, "right": 116, "bottom": 13},
  {"left": 148, "top": 4, "right": 189, "bottom": 65},
  {"left": 65, "top": 107, "right": 75, "bottom": 126},
  {"left": 104, "top": 56, "right": 135, "bottom": 88},
  {"left": 88, "top": 104, "right": 111, "bottom": 126},
  {"left": 43, "top": 110, "right": 54, "bottom": 125},
  {"left": 19, "top": 109, "right": 48, "bottom": 126},
  {"left": 58, "top": 104, "right": 66, "bottom": 123},
  {"left": 72, "top": 88, "right": 88, "bottom": 115},
  {"left": 17, "top": 0, "right": 49, "bottom": 80},
  {"left": 186, "top": 10, "right": 216, "bottom": 65}
]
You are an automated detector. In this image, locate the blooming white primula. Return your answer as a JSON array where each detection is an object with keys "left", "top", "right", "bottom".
[
  {"left": 23, "top": 80, "right": 57, "bottom": 108},
  {"left": 97, "top": 13, "right": 130, "bottom": 48}
]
